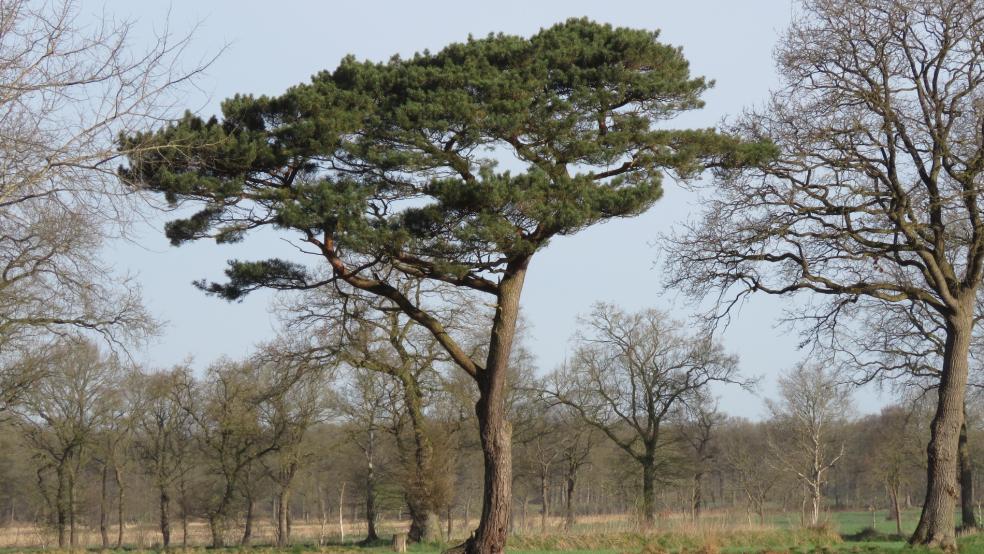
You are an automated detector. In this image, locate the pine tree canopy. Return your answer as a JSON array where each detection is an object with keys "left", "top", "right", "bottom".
[{"left": 121, "top": 18, "right": 774, "bottom": 300}]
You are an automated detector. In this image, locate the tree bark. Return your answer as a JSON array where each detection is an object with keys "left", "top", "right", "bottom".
[
  {"left": 365, "top": 457, "right": 379, "bottom": 543},
  {"left": 403, "top": 375, "right": 439, "bottom": 543},
  {"left": 691, "top": 471, "right": 704, "bottom": 521},
  {"left": 209, "top": 514, "right": 225, "bottom": 549},
  {"left": 159, "top": 486, "right": 171, "bottom": 548},
  {"left": 564, "top": 472, "right": 576, "bottom": 530},
  {"left": 959, "top": 409, "right": 977, "bottom": 530},
  {"left": 241, "top": 495, "right": 255, "bottom": 546},
  {"left": 889, "top": 483, "right": 902, "bottom": 535},
  {"left": 450, "top": 258, "right": 527, "bottom": 554},
  {"left": 276, "top": 485, "right": 292, "bottom": 546},
  {"left": 642, "top": 456, "right": 656, "bottom": 528},
  {"left": 911, "top": 311, "right": 973, "bottom": 551},
  {"left": 100, "top": 464, "right": 110, "bottom": 548},
  {"left": 115, "top": 463, "right": 125, "bottom": 547}
]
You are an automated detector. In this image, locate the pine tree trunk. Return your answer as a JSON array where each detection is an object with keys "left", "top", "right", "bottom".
[
  {"left": 911, "top": 310, "right": 973, "bottom": 551},
  {"left": 959, "top": 411, "right": 977, "bottom": 529},
  {"left": 449, "top": 258, "right": 526, "bottom": 554}
]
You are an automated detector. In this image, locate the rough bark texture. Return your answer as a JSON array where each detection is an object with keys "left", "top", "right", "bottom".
[
  {"left": 451, "top": 260, "right": 526, "bottom": 554},
  {"left": 959, "top": 413, "right": 977, "bottom": 530},
  {"left": 911, "top": 314, "right": 973, "bottom": 551}
]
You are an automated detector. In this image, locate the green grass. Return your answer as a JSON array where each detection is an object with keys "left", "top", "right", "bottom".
[{"left": 2, "top": 513, "right": 981, "bottom": 553}]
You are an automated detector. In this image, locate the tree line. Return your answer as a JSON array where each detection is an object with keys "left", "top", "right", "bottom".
[{"left": 3, "top": 316, "right": 981, "bottom": 549}]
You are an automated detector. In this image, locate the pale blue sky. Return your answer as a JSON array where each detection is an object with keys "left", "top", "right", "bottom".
[{"left": 95, "top": 0, "right": 888, "bottom": 418}]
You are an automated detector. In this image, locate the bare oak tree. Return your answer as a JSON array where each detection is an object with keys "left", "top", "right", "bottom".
[
  {"left": 666, "top": 0, "right": 984, "bottom": 548},
  {"left": 545, "top": 303, "right": 742, "bottom": 526}
]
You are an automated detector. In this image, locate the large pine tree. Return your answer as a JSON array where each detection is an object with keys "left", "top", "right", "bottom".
[{"left": 122, "top": 19, "right": 770, "bottom": 553}]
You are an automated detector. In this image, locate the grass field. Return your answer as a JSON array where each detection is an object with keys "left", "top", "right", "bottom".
[{"left": 0, "top": 511, "right": 980, "bottom": 553}]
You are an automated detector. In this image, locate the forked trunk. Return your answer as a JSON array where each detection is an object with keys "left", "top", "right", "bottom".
[
  {"left": 692, "top": 471, "right": 704, "bottom": 521},
  {"left": 276, "top": 486, "right": 292, "bottom": 546},
  {"left": 888, "top": 482, "right": 902, "bottom": 535},
  {"left": 564, "top": 473, "right": 576, "bottom": 530},
  {"left": 449, "top": 258, "right": 527, "bottom": 554},
  {"left": 959, "top": 410, "right": 977, "bottom": 529},
  {"left": 911, "top": 310, "right": 973, "bottom": 551}
]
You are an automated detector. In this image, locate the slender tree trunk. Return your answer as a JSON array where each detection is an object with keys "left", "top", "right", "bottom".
[
  {"left": 564, "top": 472, "right": 576, "bottom": 530},
  {"left": 179, "top": 475, "right": 189, "bottom": 547},
  {"left": 810, "top": 477, "right": 821, "bottom": 527},
  {"left": 692, "top": 471, "right": 704, "bottom": 521},
  {"left": 68, "top": 472, "right": 76, "bottom": 548},
  {"left": 365, "top": 457, "right": 379, "bottom": 542},
  {"left": 539, "top": 471, "right": 549, "bottom": 533},
  {"left": 959, "top": 409, "right": 977, "bottom": 530},
  {"left": 159, "top": 485, "right": 171, "bottom": 548},
  {"left": 338, "top": 481, "right": 346, "bottom": 543},
  {"left": 452, "top": 259, "right": 526, "bottom": 554},
  {"left": 115, "top": 463, "right": 125, "bottom": 547},
  {"left": 100, "top": 464, "right": 110, "bottom": 548},
  {"left": 911, "top": 310, "right": 973, "bottom": 551},
  {"left": 241, "top": 495, "right": 255, "bottom": 546},
  {"left": 889, "top": 482, "right": 902, "bottom": 535}
]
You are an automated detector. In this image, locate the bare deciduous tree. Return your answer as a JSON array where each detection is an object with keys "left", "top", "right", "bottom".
[
  {"left": 665, "top": 1, "right": 984, "bottom": 548},
  {"left": 767, "top": 363, "right": 851, "bottom": 528},
  {"left": 131, "top": 365, "right": 195, "bottom": 548},
  {"left": 12, "top": 338, "right": 121, "bottom": 548},
  {"left": 545, "top": 303, "right": 743, "bottom": 526}
]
